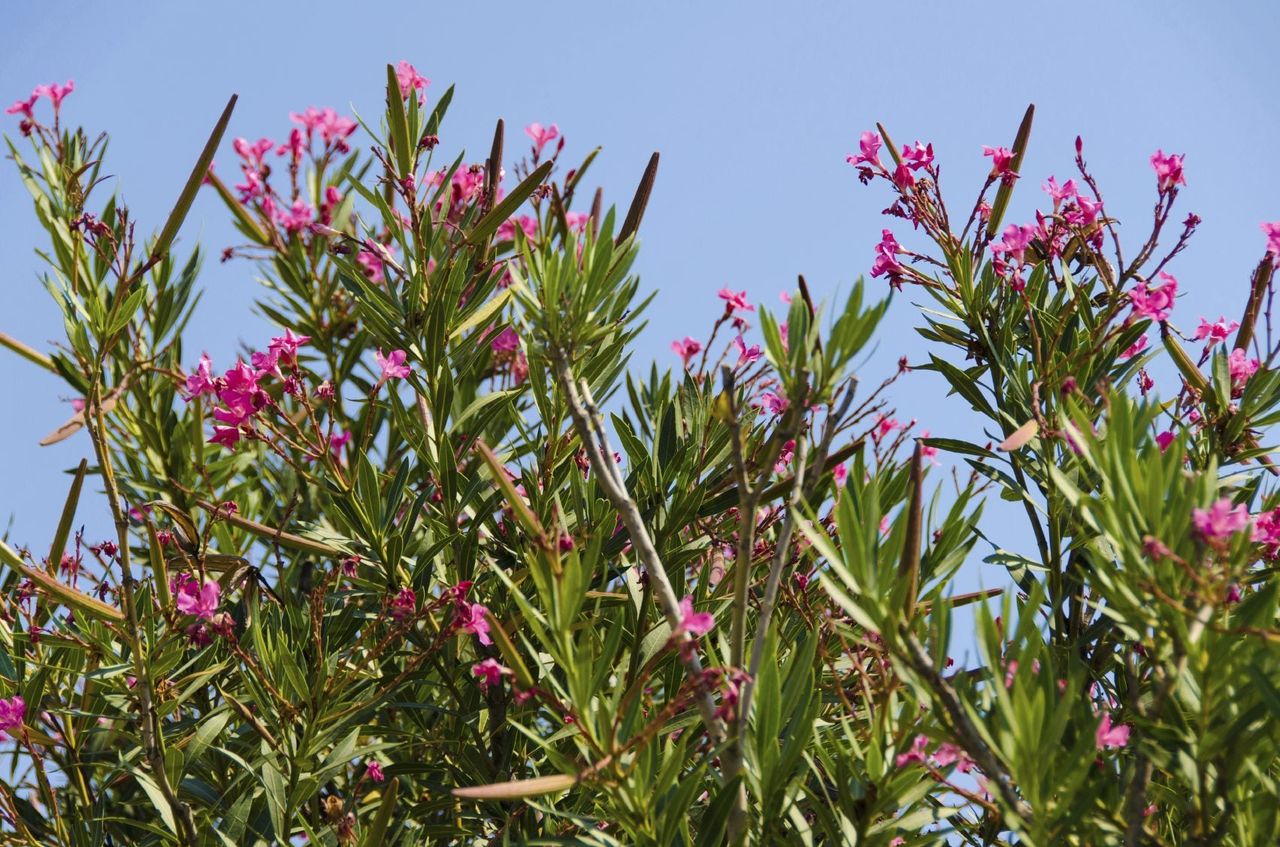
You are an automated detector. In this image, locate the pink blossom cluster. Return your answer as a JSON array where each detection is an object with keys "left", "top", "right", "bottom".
[{"left": 185, "top": 330, "right": 311, "bottom": 448}]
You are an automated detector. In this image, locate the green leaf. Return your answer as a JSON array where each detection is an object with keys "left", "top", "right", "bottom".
[{"left": 152, "top": 94, "right": 238, "bottom": 263}]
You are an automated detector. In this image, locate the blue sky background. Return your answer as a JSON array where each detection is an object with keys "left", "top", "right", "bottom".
[{"left": 3, "top": 2, "right": 1278, "bottom": 648}]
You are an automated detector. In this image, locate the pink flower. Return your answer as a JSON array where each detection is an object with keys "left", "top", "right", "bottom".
[
  {"left": 1263, "top": 221, "right": 1280, "bottom": 266},
  {"left": 472, "top": 658, "right": 510, "bottom": 691},
  {"left": 1194, "top": 317, "right": 1239, "bottom": 348},
  {"left": 1228, "top": 348, "right": 1260, "bottom": 389},
  {"left": 185, "top": 353, "right": 217, "bottom": 398},
  {"left": 1128, "top": 272, "right": 1178, "bottom": 323},
  {"left": 1253, "top": 508, "right": 1280, "bottom": 556},
  {"left": 1122, "top": 335, "right": 1148, "bottom": 359},
  {"left": 1150, "top": 150, "right": 1186, "bottom": 192},
  {"left": 233, "top": 136, "right": 275, "bottom": 166},
  {"left": 329, "top": 430, "right": 352, "bottom": 456},
  {"left": 524, "top": 122, "right": 560, "bottom": 157},
  {"left": 755, "top": 390, "right": 788, "bottom": 416},
  {"left": 5, "top": 93, "right": 38, "bottom": 119},
  {"left": 374, "top": 349, "right": 412, "bottom": 386},
  {"left": 919, "top": 430, "right": 939, "bottom": 465},
  {"left": 873, "top": 414, "right": 904, "bottom": 444},
  {"left": 675, "top": 597, "right": 714, "bottom": 638},
  {"left": 717, "top": 288, "right": 754, "bottom": 315},
  {"left": 388, "top": 587, "right": 416, "bottom": 621},
  {"left": 870, "top": 229, "right": 905, "bottom": 283},
  {"left": 992, "top": 223, "right": 1035, "bottom": 265},
  {"left": 490, "top": 327, "right": 521, "bottom": 354},
  {"left": 1095, "top": 712, "right": 1130, "bottom": 750},
  {"left": 1042, "top": 176, "right": 1077, "bottom": 207},
  {"left": 278, "top": 199, "right": 314, "bottom": 234},
  {"left": 732, "top": 335, "right": 761, "bottom": 367},
  {"left": 269, "top": 329, "right": 310, "bottom": 365},
  {"left": 33, "top": 80, "right": 75, "bottom": 110},
  {"left": 832, "top": 463, "right": 848, "bottom": 487},
  {"left": 900, "top": 140, "right": 934, "bottom": 171},
  {"left": 458, "top": 602, "right": 492, "bottom": 646},
  {"left": 395, "top": 61, "right": 430, "bottom": 101},
  {"left": 846, "top": 131, "right": 882, "bottom": 169},
  {"left": 0, "top": 696, "right": 25, "bottom": 739},
  {"left": 1155, "top": 431, "right": 1175, "bottom": 452},
  {"left": 895, "top": 734, "right": 928, "bottom": 768},
  {"left": 365, "top": 761, "right": 386, "bottom": 783},
  {"left": 174, "top": 576, "right": 221, "bottom": 621},
  {"left": 289, "top": 107, "right": 358, "bottom": 153},
  {"left": 1192, "top": 497, "right": 1250, "bottom": 541},
  {"left": 932, "top": 742, "right": 974, "bottom": 773},
  {"left": 210, "top": 426, "right": 241, "bottom": 448},
  {"left": 497, "top": 214, "right": 538, "bottom": 243},
  {"left": 983, "top": 145, "right": 1015, "bottom": 179},
  {"left": 671, "top": 336, "right": 702, "bottom": 367},
  {"left": 891, "top": 162, "right": 915, "bottom": 190}
]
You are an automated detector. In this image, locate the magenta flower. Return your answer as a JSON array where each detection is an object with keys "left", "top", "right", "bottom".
[
  {"left": 732, "top": 335, "right": 761, "bottom": 367},
  {"left": 1228, "top": 348, "right": 1260, "bottom": 389},
  {"left": 33, "top": 80, "right": 74, "bottom": 110},
  {"left": 1121, "top": 335, "right": 1148, "bottom": 359},
  {"left": 846, "top": 131, "right": 882, "bottom": 169},
  {"left": 1192, "top": 497, "right": 1250, "bottom": 541},
  {"left": 268, "top": 329, "right": 311, "bottom": 365},
  {"left": 1128, "top": 272, "right": 1178, "bottom": 323},
  {"left": 894, "top": 734, "right": 928, "bottom": 768},
  {"left": 365, "top": 761, "right": 386, "bottom": 783},
  {"left": 458, "top": 602, "right": 492, "bottom": 646},
  {"left": 755, "top": 390, "right": 788, "bottom": 416},
  {"left": 233, "top": 136, "right": 274, "bottom": 166},
  {"left": 671, "top": 337, "right": 702, "bottom": 367},
  {"left": 0, "top": 696, "right": 25, "bottom": 739},
  {"left": 832, "top": 463, "right": 849, "bottom": 487},
  {"left": 1194, "top": 317, "right": 1239, "bottom": 348},
  {"left": 870, "top": 229, "right": 905, "bottom": 283},
  {"left": 289, "top": 107, "right": 358, "bottom": 153},
  {"left": 388, "top": 587, "right": 416, "bottom": 621},
  {"left": 983, "top": 145, "right": 1015, "bottom": 179},
  {"left": 1095, "top": 712, "right": 1130, "bottom": 750},
  {"left": 209, "top": 426, "right": 241, "bottom": 448},
  {"left": 932, "top": 742, "right": 974, "bottom": 773},
  {"left": 395, "top": 60, "right": 430, "bottom": 101},
  {"left": 1253, "top": 509, "right": 1280, "bottom": 556},
  {"left": 374, "top": 349, "right": 412, "bottom": 387},
  {"left": 278, "top": 199, "right": 314, "bottom": 234},
  {"left": 1042, "top": 176, "right": 1077, "bottom": 207},
  {"left": 472, "top": 658, "right": 510, "bottom": 691},
  {"left": 1149, "top": 149, "right": 1186, "bottom": 192},
  {"left": 1155, "top": 431, "right": 1175, "bottom": 452},
  {"left": 675, "top": 596, "right": 714, "bottom": 638},
  {"left": 717, "top": 288, "right": 754, "bottom": 315},
  {"left": 175, "top": 576, "right": 221, "bottom": 621},
  {"left": 497, "top": 214, "right": 538, "bottom": 242},
  {"left": 900, "top": 140, "right": 934, "bottom": 171},
  {"left": 891, "top": 162, "right": 916, "bottom": 190},
  {"left": 1263, "top": 222, "right": 1280, "bottom": 266},
  {"left": 5, "top": 93, "right": 38, "bottom": 119},
  {"left": 185, "top": 353, "right": 217, "bottom": 398},
  {"left": 524, "top": 122, "right": 560, "bottom": 157}
]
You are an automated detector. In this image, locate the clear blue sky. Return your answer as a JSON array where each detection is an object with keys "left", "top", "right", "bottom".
[{"left": 3, "top": 2, "right": 1278, "bottom": 616}]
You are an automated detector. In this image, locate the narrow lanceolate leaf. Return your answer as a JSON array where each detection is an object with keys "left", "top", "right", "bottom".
[
  {"left": 385, "top": 64, "right": 412, "bottom": 176},
  {"left": 47, "top": 458, "right": 88, "bottom": 575},
  {"left": 40, "top": 387, "right": 122, "bottom": 446},
  {"left": 466, "top": 160, "right": 554, "bottom": 246},
  {"left": 0, "top": 539, "right": 125, "bottom": 623},
  {"left": 452, "top": 773, "right": 577, "bottom": 801},
  {"left": 450, "top": 287, "right": 512, "bottom": 341},
  {"left": 360, "top": 776, "right": 399, "bottom": 847},
  {"left": 899, "top": 441, "right": 924, "bottom": 619},
  {"left": 473, "top": 440, "right": 547, "bottom": 545},
  {"left": 985, "top": 103, "right": 1035, "bottom": 241},
  {"left": 484, "top": 118, "right": 504, "bottom": 211},
  {"left": 0, "top": 330, "right": 55, "bottom": 372},
  {"left": 204, "top": 170, "right": 270, "bottom": 245},
  {"left": 195, "top": 500, "right": 346, "bottom": 558},
  {"left": 617, "top": 152, "right": 659, "bottom": 244},
  {"left": 998, "top": 419, "right": 1039, "bottom": 452},
  {"left": 1161, "top": 326, "right": 1210, "bottom": 397},
  {"left": 151, "top": 93, "right": 238, "bottom": 263}
]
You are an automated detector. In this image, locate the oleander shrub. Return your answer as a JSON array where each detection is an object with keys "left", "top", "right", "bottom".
[{"left": 2, "top": 64, "right": 1280, "bottom": 846}]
